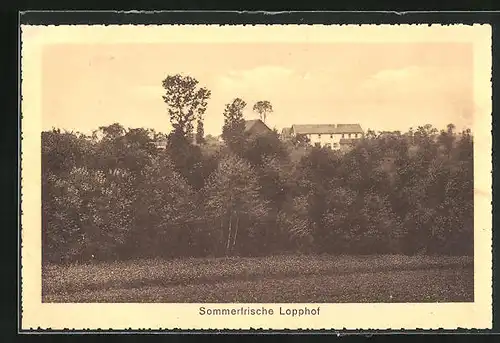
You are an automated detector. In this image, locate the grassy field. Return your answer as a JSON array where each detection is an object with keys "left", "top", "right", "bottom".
[{"left": 42, "top": 254, "right": 474, "bottom": 303}]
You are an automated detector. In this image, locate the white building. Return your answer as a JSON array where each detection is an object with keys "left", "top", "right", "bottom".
[
  {"left": 285, "top": 124, "right": 364, "bottom": 150},
  {"left": 154, "top": 140, "right": 168, "bottom": 149}
]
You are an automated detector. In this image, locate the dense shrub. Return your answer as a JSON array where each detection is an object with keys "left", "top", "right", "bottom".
[
  {"left": 42, "top": 167, "right": 135, "bottom": 263},
  {"left": 41, "top": 123, "right": 474, "bottom": 263}
]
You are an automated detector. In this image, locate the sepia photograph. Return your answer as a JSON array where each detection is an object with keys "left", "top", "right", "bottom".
[{"left": 20, "top": 23, "right": 492, "bottom": 330}]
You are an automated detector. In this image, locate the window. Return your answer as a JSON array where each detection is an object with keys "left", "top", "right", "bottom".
[
  {"left": 330, "top": 134, "right": 333, "bottom": 138},
  {"left": 333, "top": 143, "right": 339, "bottom": 148},
  {"left": 342, "top": 134, "right": 345, "bottom": 138},
  {"left": 318, "top": 134, "right": 321, "bottom": 139},
  {"left": 348, "top": 133, "right": 352, "bottom": 138}
]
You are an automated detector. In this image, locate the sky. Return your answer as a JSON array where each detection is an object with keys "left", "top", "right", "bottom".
[{"left": 41, "top": 41, "right": 474, "bottom": 136}]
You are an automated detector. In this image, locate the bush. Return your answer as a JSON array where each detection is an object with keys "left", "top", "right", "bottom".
[
  {"left": 42, "top": 123, "right": 474, "bottom": 263},
  {"left": 43, "top": 167, "right": 135, "bottom": 263}
]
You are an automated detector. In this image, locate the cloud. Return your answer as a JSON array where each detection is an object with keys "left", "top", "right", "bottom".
[
  {"left": 215, "top": 65, "right": 295, "bottom": 95},
  {"left": 303, "top": 72, "right": 312, "bottom": 80},
  {"left": 363, "top": 66, "right": 422, "bottom": 89},
  {"left": 228, "top": 65, "right": 294, "bottom": 81},
  {"left": 354, "top": 64, "right": 474, "bottom": 132},
  {"left": 361, "top": 65, "right": 470, "bottom": 100}
]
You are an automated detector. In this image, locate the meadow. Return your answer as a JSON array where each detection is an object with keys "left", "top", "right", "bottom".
[{"left": 43, "top": 254, "right": 474, "bottom": 303}]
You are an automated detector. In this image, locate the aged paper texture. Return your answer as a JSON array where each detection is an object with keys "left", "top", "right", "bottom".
[{"left": 21, "top": 24, "right": 492, "bottom": 330}]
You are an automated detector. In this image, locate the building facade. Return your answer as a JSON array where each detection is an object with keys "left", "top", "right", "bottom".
[{"left": 284, "top": 124, "right": 364, "bottom": 150}]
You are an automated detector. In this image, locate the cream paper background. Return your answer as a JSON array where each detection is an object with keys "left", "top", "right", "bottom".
[{"left": 20, "top": 24, "right": 492, "bottom": 330}]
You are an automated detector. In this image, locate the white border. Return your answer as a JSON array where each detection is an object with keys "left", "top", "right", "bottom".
[{"left": 20, "top": 24, "right": 492, "bottom": 330}]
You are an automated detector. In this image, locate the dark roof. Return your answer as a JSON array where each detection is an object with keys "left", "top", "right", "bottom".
[
  {"left": 244, "top": 119, "right": 273, "bottom": 134},
  {"left": 244, "top": 119, "right": 261, "bottom": 132},
  {"left": 292, "top": 124, "right": 363, "bottom": 134},
  {"left": 336, "top": 124, "right": 364, "bottom": 133},
  {"left": 292, "top": 124, "right": 336, "bottom": 134},
  {"left": 281, "top": 127, "right": 292, "bottom": 135}
]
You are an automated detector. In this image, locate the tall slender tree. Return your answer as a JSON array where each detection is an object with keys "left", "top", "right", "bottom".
[
  {"left": 203, "top": 154, "right": 268, "bottom": 256},
  {"left": 253, "top": 100, "right": 273, "bottom": 123},
  {"left": 162, "top": 75, "right": 210, "bottom": 187},
  {"left": 196, "top": 119, "right": 205, "bottom": 145},
  {"left": 222, "top": 98, "right": 247, "bottom": 152},
  {"left": 162, "top": 74, "right": 211, "bottom": 138}
]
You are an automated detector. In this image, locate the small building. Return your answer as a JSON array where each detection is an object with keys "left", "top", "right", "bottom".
[
  {"left": 154, "top": 140, "right": 168, "bottom": 150},
  {"left": 283, "top": 123, "right": 364, "bottom": 150},
  {"left": 244, "top": 119, "right": 274, "bottom": 137}
]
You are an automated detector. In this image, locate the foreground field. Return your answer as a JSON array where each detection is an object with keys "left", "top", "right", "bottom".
[{"left": 42, "top": 255, "right": 473, "bottom": 303}]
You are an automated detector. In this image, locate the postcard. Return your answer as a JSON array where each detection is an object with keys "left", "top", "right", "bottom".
[{"left": 20, "top": 23, "right": 492, "bottom": 330}]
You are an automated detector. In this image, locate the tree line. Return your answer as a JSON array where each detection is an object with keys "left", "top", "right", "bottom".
[{"left": 42, "top": 74, "right": 474, "bottom": 264}]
